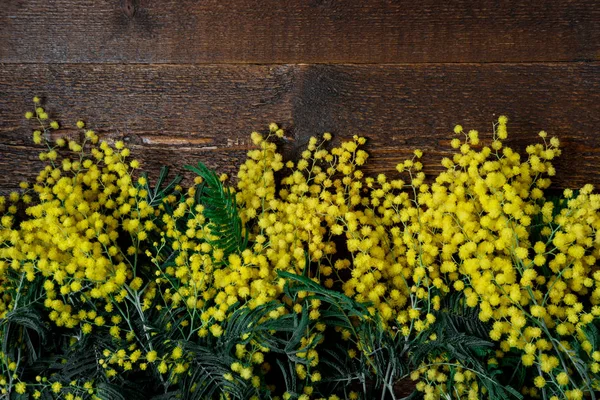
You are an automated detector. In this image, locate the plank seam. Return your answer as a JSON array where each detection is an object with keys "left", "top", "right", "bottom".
[{"left": 1, "top": 61, "right": 599, "bottom": 67}]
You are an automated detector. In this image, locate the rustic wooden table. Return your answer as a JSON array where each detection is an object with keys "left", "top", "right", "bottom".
[
  {"left": 1, "top": 1, "right": 599, "bottom": 194},
  {"left": 0, "top": 0, "right": 599, "bottom": 396}
]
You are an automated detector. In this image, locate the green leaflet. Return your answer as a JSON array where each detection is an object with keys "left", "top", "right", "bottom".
[
  {"left": 185, "top": 161, "right": 247, "bottom": 258},
  {"left": 141, "top": 166, "right": 183, "bottom": 208}
]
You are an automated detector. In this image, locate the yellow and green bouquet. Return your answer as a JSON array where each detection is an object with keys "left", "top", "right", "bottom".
[{"left": 1, "top": 98, "right": 600, "bottom": 400}]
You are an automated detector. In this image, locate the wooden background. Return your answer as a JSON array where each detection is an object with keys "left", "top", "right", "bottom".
[
  {"left": 1, "top": 0, "right": 599, "bottom": 194},
  {"left": 0, "top": 0, "right": 598, "bottom": 396}
]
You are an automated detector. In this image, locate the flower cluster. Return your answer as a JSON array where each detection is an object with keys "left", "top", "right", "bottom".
[{"left": 1, "top": 99, "right": 600, "bottom": 400}]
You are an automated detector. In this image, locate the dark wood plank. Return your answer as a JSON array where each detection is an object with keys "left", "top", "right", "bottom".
[
  {"left": 1, "top": 0, "right": 598, "bottom": 64},
  {"left": 0, "top": 63, "right": 297, "bottom": 192},
  {"left": 291, "top": 63, "right": 600, "bottom": 189},
  {"left": 1, "top": 63, "right": 599, "bottom": 192}
]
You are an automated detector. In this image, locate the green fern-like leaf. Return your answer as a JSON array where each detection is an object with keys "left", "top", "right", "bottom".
[
  {"left": 276, "top": 358, "right": 299, "bottom": 398},
  {"left": 142, "top": 166, "right": 183, "bottom": 207},
  {"left": 180, "top": 342, "right": 248, "bottom": 400},
  {"left": 96, "top": 382, "right": 127, "bottom": 400},
  {"left": 279, "top": 271, "right": 413, "bottom": 396},
  {"left": 185, "top": 161, "right": 246, "bottom": 257},
  {"left": 1, "top": 305, "right": 48, "bottom": 362},
  {"left": 411, "top": 333, "right": 493, "bottom": 365},
  {"left": 279, "top": 271, "right": 371, "bottom": 321},
  {"left": 433, "top": 292, "right": 490, "bottom": 339}
]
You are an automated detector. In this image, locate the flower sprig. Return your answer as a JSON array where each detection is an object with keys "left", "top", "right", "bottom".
[{"left": 1, "top": 98, "right": 600, "bottom": 399}]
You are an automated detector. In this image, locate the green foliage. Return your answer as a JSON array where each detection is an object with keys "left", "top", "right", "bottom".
[
  {"left": 431, "top": 292, "right": 490, "bottom": 339},
  {"left": 180, "top": 343, "right": 249, "bottom": 400},
  {"left": 141, "top": 166, "right": 183, "bottom": 208},
  {"left": 186, "top": 161, "right": 247, "bottom": 257},
  {"left": 4, "top": 125, "right": 598, "bottom": 400}
]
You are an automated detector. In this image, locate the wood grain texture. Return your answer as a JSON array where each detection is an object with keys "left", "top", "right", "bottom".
[
  {"left": 1, "top": 0, "right": 598, "bottom": 64},
  {"left": 293, "top": 63, "right": 600, "bottom": 189},
  {"left": 0, "top": 63, "right": 297, "bottom": 192},
  {"left": 1, "top": 63, "right": 599, "bottom": 192},
  {"left": 0, "top": 1, "right": 596, "bottom": 396}
]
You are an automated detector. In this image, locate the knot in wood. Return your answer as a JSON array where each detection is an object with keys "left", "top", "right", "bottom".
[{"left": 121, "top": 0, "right": 137, "bottom": 19}]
